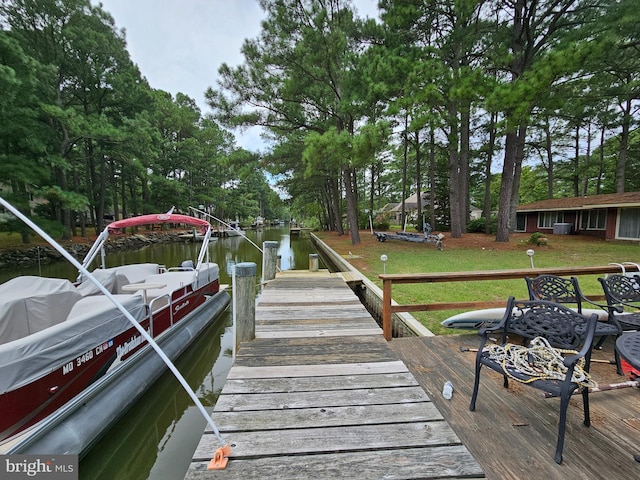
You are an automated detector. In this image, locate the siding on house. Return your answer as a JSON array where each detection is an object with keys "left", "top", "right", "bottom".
[{"left": 516, "top": 192, "right": 640, "bottom": 240}]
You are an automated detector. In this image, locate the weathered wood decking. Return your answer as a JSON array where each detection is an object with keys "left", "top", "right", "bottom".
[
  {"left": 388, "top": 333, "right": 640, "bottom": 480},
  {"left": 186, "top": 271, "right": 484, "bottom": 479}
]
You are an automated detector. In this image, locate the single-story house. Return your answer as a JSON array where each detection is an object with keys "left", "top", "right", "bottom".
[
  {"left": 0, "top": 183, "right": 46, "bottom": 213},
  {"left": 386, "top": 192, "right": 481, "bottom": 225},
  {"left": 516, "top": 192, "right": 640, "bottom": 241}
]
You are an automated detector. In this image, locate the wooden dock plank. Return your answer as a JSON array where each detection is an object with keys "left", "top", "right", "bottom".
[
  {"left": 256, "top": 306, "right": 372, "bottom": 320},
  {"left": 255, "top": 316, "right": 374, "bottom": 326},
  {"left": 225, "top": 360, "right": 409, "bottom": 379},
  {"left": 214, "top": 386, "right": 430, "bottom": 412},
  {"left": 209, "top": 402, "right": 443, "bottom": 432},
  {"left": 186, "top": 446, "right": 484, "bottom": 480},
  {"left": 255, "top": 328, "right": 382, "bottom": 338},
  {"left": 232, "top": 352, "right": 402, "bottom": 367},
  {"left": 255, "top": 297, "right": 360, "bottom": 308},
  {"left": 193, "top": 421, "right": 461, "bottom": 459},
  {"left": 221, "top": 372, "right": 419, "bottom": 394},
  {"left": 186, "top": 272, "right": 485, "bottom": 479},
  {"left": 235, "top": 334, "right": 389, "bottom": 356}
]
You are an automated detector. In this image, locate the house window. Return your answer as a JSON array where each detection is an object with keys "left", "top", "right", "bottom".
[
  {"left": 580, "top": 209, "right": 606, "bottom": 230},
  {"left": 538, "top": 211, "right": 563, "bottom": 228},
  {"left": 515, "top": 213, "right": 526, "bottom": 232},
  {"left": 618, "top": 208, "right": 640, "bottom": 240}
]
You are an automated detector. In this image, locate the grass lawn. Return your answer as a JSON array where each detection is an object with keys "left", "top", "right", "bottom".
[
  {"left": 315, "top": 229, "right": 640, "bottom": 334},
  {"left": 0, "top": 231, "right": 101, "bottom": 251},
  {"left": 0, "top": 231, "right": 31, "bottom": 249}
]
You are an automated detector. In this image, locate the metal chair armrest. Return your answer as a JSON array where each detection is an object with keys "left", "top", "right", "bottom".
[{"left": 478, "top": 297, "right": 514, "bottom": 343}]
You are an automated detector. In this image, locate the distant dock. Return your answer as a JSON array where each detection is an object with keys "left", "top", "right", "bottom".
[{"left": 185, "top": 270, "right": 484, "bottom": 479}]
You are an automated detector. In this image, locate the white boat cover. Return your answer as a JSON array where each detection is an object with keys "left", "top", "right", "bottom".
[
  {"left": 0, "top": 277, "right": 82, "bottom": 344},
  {"left": 76, "top": 269, "right": 130, "bottom": 296},
  {"left": 0, "top": 291, "right": 146, "bottom": 394}
]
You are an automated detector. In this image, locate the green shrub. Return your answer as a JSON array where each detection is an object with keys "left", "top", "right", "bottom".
[
  {"left": 467, "top": 216, "right": 497, "bottom": 234},
  {"left": 528, "top": 232, "right": 548, "bottom": 246},
  {"left": 374, "top": 219, "right": 390, "bottom": 230},
  {"left": 371, "top": 212, "right": 392, "bottom": 230}
]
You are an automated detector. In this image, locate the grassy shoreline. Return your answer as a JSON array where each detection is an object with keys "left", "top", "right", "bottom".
[{"left": 315, "top": 230, "right": 640, "bottom": 334}]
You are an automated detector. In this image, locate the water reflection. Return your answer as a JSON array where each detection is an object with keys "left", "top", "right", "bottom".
[
  {"left": 0, "top": 227, "right": 322, "bottom": 479},
  {"left": 80, "top": 314, "right": 233, "bottom": 480},
  {"left": 0, "top": 226, "right": 323, "bottom": 286}
]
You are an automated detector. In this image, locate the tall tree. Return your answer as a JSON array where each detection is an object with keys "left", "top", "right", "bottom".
[
  {"left": 488, "top": 0, "right": 601, "bottom": 241},
  {"left": 208, "top": 0, "right": 376, "bottom": 245}
]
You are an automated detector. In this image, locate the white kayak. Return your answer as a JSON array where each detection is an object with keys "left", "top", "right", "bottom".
[{"left": 441, "top": 306, "right": 609, "bottom": 329}]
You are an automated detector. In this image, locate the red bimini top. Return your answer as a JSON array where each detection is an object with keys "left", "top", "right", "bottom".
[{"left": 108, "top": 214, "right": 210, "bottom": 234}]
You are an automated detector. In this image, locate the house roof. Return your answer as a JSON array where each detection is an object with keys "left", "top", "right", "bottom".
[
  {"left": 390, "top": 192, "right": 426, "bottom": 212},
  {"left": 517, "top": 192, "right": 640, "bottom": 212},
  {"left": 379, "top": 203, "right": 398, "bottom": 212}
]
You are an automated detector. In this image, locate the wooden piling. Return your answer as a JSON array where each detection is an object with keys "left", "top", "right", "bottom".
[
  {"left": 234, "top": 262, "right": 256, "bottom": 350},
  {"left": 308, "top": 253, "right": 319, "bottom": 272},
  {"left": 262, "top": 241, "right": 278, "bottom": 283}
]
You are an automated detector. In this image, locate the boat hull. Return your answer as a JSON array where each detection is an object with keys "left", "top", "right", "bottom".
[
  {"left": 3, "top": 290, "right": 230, "bottom": 455},
  {"left": 0, "top": 275, "right": 219, "bottom": 440}
]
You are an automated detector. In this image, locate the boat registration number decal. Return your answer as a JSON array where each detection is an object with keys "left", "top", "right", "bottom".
[
  {"left": 62, "top": 340, "right": 114, "bottom": 375},
  {"left": 76, "top": 350, "right": 94, "bottom": 366}
]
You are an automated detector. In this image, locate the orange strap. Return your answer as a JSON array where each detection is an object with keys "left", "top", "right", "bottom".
[{"left": 207, "top": 444, "right": 232, "bottom": 470}]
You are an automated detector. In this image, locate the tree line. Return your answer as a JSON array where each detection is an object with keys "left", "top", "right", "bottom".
[
  {"left": 0, "top": 0, "right": 283, "bottom": 241},
  {"left": 1, "top": 0, "right": 639, "bottom": 245},
  {"left": 210, "top": 0, "right": 639, "bottom": 244}
]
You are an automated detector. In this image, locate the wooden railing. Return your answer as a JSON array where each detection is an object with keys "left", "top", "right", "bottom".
[{"left": 378, "top": 264, "right": 638, "bottom": 340}]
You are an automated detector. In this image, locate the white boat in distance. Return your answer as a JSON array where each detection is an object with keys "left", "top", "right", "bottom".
[
  {"left": 0, "top": 212, "right": 230, "bottom": 454},
  {"left": 178, "top": 229, "right": 218, "bottom": 242},
  {"left": 224, "top": 220, "right": 245, "bottom": 237}
]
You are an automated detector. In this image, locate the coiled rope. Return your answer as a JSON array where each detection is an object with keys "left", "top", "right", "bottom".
[{"left": 486, "top": 337, "right": 598, "bottom": 389}]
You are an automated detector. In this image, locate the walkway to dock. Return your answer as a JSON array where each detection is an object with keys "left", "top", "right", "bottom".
[{"left": 186, "top": 270, "right": 484, "bottom": 479}]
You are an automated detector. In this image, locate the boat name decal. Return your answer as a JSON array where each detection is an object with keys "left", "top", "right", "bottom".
[
  {"left": 116, "top": 335, "right": 144, "bottom": 360},
  {"left": 116, "top": 331, "right": 149, "bottom": 360},
  {"left": 174, "top": 299, "right": 190, "bottom": 313}
]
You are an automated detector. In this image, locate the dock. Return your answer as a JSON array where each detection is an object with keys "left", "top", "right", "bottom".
[
  {"left": 387, "top": 333, "right": 640, "bottom": 479},
  {"left": 186, "top": 271, "right": 484, "bottom": 479}
]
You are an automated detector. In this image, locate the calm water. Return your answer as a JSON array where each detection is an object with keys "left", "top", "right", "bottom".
[{"left": 0, "top": 227, "right": 322, "bottom": 480}]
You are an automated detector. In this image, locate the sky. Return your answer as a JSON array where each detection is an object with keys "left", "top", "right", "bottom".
[{"left": 95, "top": 0, "right": 380, "bottom": 153}]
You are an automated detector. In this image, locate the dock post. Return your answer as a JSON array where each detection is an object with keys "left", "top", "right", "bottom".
[
  {"left": 382, "top": 278, "right": 392, "bottom": 340},
  {"left": 309, "top": 253, "right": 319, "bottom": 272},
  {"left": 262, "top": 241, "right": 278, "bottom": 283},
  {"left": 234, "top": 262, "right": 256, "bottom": 350}
]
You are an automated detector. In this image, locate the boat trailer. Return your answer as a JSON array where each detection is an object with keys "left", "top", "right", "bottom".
[{"left": 374, "top": 223, "right": 444, "bottom": 250}]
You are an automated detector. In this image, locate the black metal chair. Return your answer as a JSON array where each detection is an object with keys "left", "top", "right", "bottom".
[
  {"left": 525, "top": 275, "right": 622, "bottom": 371},
  {"left": 599, "top": 274, "right": 640, "bottom": 332},
  {"left": 469, "top": 297, "right": 599, "bottom": 464}
]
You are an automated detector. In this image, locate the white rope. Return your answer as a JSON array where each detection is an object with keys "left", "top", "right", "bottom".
[
  {"left": 485, "top": 337, "right": 598, "bottom": 389},
  {"left": 189, "top": 206, "right": 284, "bottom": 275}
]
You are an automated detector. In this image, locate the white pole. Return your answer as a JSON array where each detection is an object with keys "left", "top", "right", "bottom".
[{"left": 232, "top": 264, "right": 237, "bottom": 362}]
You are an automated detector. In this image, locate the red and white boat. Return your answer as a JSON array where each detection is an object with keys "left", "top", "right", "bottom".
[{"left": 0, "top": 213, "right": 230, "bottom": 452}]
